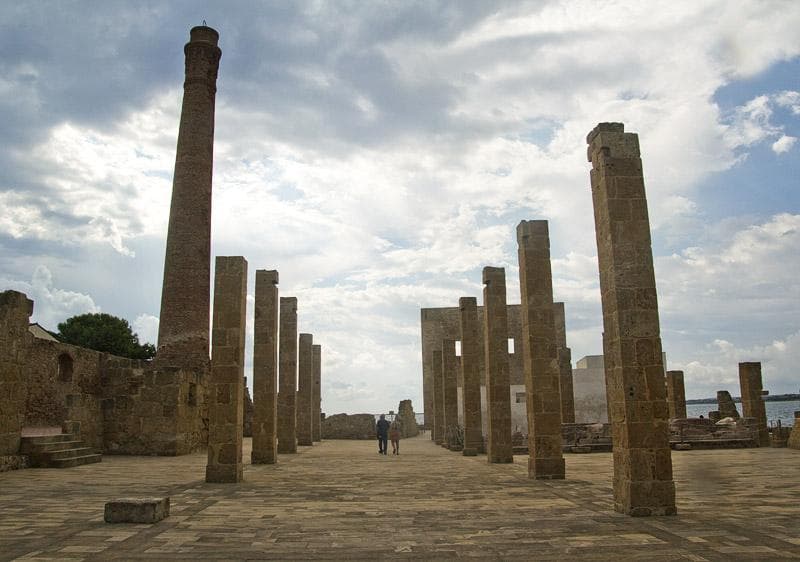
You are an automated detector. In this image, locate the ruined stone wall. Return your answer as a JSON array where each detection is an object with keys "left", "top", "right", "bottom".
[
  {"left": 0, "top": 291, "right": 32, "bottom": 459},
  {"left": 421, "top": 305, "right": 523, "bottom": 427},
  {"left": 25, "top": 339, "right": 104, "bottom": 449}
]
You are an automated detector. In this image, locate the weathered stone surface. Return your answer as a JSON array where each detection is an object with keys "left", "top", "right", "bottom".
[
  {"left": 432, "top": 350, "right": 444, "bottom": 445},
  {"left": 442, "top": 339, "right": 460, "bottom": 450},
  {"left": 297, "top": 333, "right": 314, "bottom": 446},
  {"left": 716, "top": 390, "right": 740, "bottom": 420},
  {"left": 104, "top": 497, "right": 170, "bottom": 524},
  {"left": 0, "top": 291, "right": 33, "bottom": 457},
  {"left": 459, "top": 297, "right": 483, "bottom": 456},
  {"left": 156, "top": 26, "right": 221, "bottom": 370},
  {"left": 277, "top": 297, "right": 298, "bottom": 454},
  {"left": 553, "top": 302, "right": 575, "bottom": 424},
  {"left": 787, "top": 412, "right": 800, "bottom": 450},
  {"left": 420, "top": 305, "right": 525, "bottom": 432},
  {"left": 666, "top": 370, "right": 687, "bottom": 419},
  {"left": 517, "top": 220, "right": 565, "bottom": 479},
  {"left": 312, "top": 344, "right": 322, "bottom": 442},
  {"left": 396, "top": 399, "right": 419, "bottom": 438},
  {"left": 587, "top": 122, "right": 675, "bottom": 516},
  {"left": 739, "top": 362, "right": 769, "bottom": 447},
  {"left": 243, "top": 381, "right": 253, "bottom": 437},
  {"left": 321, "top": 413, "right": 376, "bottom": 439},
  {"left": 206, "top": 256, "right": 246, "bottom": 483},
  {"left": 252, "top": 270, "right": 278, "bottom": 464},
  {"left": 483, "top": 267, "right": 513, "bottom": 463}
]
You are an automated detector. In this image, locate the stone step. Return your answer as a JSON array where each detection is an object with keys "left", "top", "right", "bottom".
[
  {"left": 49, "top": 454, "right": 102, "bottom": 469},
  {"left": 20, "top": 439, "right": 84, "bottom": 454},
  {"left": 19, "top": 434, "right": 77, "bottom": 450},
  {"left": 36, "top": 447, "right": 96, "bottom": 461}
]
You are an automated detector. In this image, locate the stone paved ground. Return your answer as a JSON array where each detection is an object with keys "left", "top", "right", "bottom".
[{"left": 1, "top": 435, "right": 798, "bottom": 560}]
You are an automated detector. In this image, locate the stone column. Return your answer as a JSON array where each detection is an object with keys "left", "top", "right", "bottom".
[
  {"left": 587, "top": 122, "right": 676, "bottom": 516},
  {"left": 206, "top": 256, "right": 246, "bottom": 483},
  {"left": 277, "top": 297, "right": 298, "bottom": 454},
  {"left": 517, "top": 220, "right": 565, "bottom": 479},
  {"left": 459, "top": 297, "right": 483, "bottom": 456},
  {"left": 739, "top": 362, "right": 769, "bottom": 447},
  {"left": 312, "top": 344, "right": 322, "bottom": 442},
  {"left": 432, "top": 350, "right": 444, "bottom": 445},
  {"left": 252, "top": 270, "right": 279, "bottom": 464},
  {"left": 483, "top": 267, "right": 514, "bottom": 463},
  {"left": 157, "top": 27, "right": 222, "bottom": 368},
  {"left": 297, "top": 333, "right": 314, "bottom": 446},
  {"left": 0, "top": 291, "right": 33, "bottom": 457},
  {"left": 553, "top": 302, "right": 576, "bottom": 424},
  {"left": 665, "top": 370, "right": 687, "bottom": 419},
  {"left": 442, "top": 339, "right": 460, "bottom": 450}
]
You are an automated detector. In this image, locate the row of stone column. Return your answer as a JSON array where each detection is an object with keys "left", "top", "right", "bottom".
[{"left": 206, "top": 261, "right": 323, "bottom": 483}]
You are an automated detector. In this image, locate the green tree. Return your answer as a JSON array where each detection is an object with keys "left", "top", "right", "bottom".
[{"left": 57, "top": 313, "right": 156, "bottom": 360}]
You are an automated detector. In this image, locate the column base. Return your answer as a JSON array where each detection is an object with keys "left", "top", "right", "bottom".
[
  {"left": 205, "top": 464, "right": 243, "bottom": 483},
  {"left": 462, "top": 448, "right": 478, "bottom": 456},
  {"left": 528, "top": 457, "right": 565, "bottom": 479}
]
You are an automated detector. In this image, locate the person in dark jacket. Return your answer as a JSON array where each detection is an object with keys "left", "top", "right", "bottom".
[{"left": 376, "top": 414, "right": 390, "bottom": 455}]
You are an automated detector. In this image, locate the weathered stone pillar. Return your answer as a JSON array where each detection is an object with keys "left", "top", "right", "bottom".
[
  {"left": 665, "top": 370, "right": 687, "bottom": 419},
  {"left": 157, "top": 27, "right": 221, "bottom": 368},
  {"left": 517, "top": 221, "right": 565, "bottom": 479},
  {"left": 587, "top": 122, "right": 676, "bottom": 516},
  {"left": 553, "top": 302, "right": 576, "bottom": 424},
  {"left": 432, "top": 350, "right": 444, "bottom": 445},
  {"left": 252, "top": 270, "right": 279, "bottom": 464},
  {"left": 739, "top": 362, "right": 769, "bottom": 447},
  {"left": 206, "top": 256, "right": 246, "bottom": 483},
  {"left": 483, "top": 267, "right": 514, "bottom": 463},
  {"left": 312, "top": 344, "right": 322, "bottom": 442},
  {"left": 277, "top": 297, "right": 298, "bottom": 454},
  {"left": 459, "top": 297, "right": 483, "bottom": 456},
  {"left": 0, "top": 291, "right": 33, "bottom": 457},
  {"left": 442, "top": 339, "right": 460, "bottom": 450},
  {"left": 297, "top": 333, "right": 314, "bottom": 446}
]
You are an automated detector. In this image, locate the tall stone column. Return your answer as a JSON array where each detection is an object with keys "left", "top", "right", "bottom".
[
  {"left": 459, "top": 297, "right": 483, "bottom": 456},
  {"left": 432, "top": 350, "right": 444, "bottom": 445},
  {"left": 442, "top": 339, "right": 460, "bottom": 450},
  {"left": 587, "top": 122, "right": 676, "bottom": 516},
  {"left": 297, "top": 333, "right": 314, "bottom": 446},
  {"left": 252, "top": 270, "right": 279, "bottom": 464},
  {"left": 157, "top": 26, "right": 221, "bottom": 369},
  {"left": 277, "top": 297, "right": 298, "bottom": 454},
  {"left": 0, "top": 291, "right": 33, "bottom": 457},
  {"left": 483, "top": 267, "right": 514, "bottom": 463},
  {"left": 312, "top": 344, "right": 322, "bottom": 442},
  {"left": 206, "top": 256, "right": 246, "bottom": 483},
  {"left": 739, "top": 362, "right": 769, "bottom": 447},
  {"left": 665, "top": 370, "right": 687, "bottom": 419},
  {"left": 553, "top": 302, "right": 576, "bottom": 423},
  {"left": 517, "top": 221, "right": 565, "bottom": 479}
]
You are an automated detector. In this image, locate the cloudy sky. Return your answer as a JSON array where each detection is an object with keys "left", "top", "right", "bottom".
[{"left": 1, "top": 1, "right": 798, "bottom": 414}]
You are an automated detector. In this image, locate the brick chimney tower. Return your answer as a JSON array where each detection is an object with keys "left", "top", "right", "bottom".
[{"left": 157, "top": 26, "right": 221, "bottom": 368}]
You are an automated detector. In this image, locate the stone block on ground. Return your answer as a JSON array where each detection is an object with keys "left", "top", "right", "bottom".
[
  {"left": 104, "top": 497, "right": 170, "bottom": 524},
  {"left": 321, "top": 413, "right": 376, "bottom": 439}
]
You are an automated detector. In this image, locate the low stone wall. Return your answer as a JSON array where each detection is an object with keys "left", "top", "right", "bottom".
[
  {"left": 670, "top": 417, "right": 758, "bottom": 448},
  {"left": 321, "top": 414, "right": 376, "bottom": 440}
]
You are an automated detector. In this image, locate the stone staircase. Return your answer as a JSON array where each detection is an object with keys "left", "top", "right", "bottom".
[{"left": 20, "top": 434, "right": 102, "bottom": 468}]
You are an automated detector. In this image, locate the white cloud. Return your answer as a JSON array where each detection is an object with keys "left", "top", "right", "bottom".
[{"left": 772, "top": 135, "right": 796, "bottom": 154}]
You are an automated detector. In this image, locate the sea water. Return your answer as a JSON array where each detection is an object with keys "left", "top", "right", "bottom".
[{"left": 686, "top": 400, "right": 799, "bottom": 426}]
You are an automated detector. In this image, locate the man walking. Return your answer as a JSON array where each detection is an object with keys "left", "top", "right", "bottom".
[{"left": 376, "top": 414, "right": 390, "bottom": 455}]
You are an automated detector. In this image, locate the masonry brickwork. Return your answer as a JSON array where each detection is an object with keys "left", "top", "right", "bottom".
[
  {"left": 517, "top": 220, "right": 565, "bottom": 479},
  {"left": 252, "top": 270, "right": 279, "bottom": 464},
  {"left": 277, "top": 297, "right": 298, "bottom": 454},
  {"left": 459, "top": 297, "right": 483, "bottom": 456},
  {"left": 483, "top": 267, "right": 513, "bottom": 463},
  {"left": 739, "top": 362, "right": 769, "bottom": 447},
  {"left": 665, "top": 370, "right": 687, "bottom": 419},
  {"left": 157, "top": 26, "right": 221, "bottom": 370},
  {"left": 442, "top": 339, "right": 460, "bottom": 450},
  {"left": 296, "top": 333, "right": 314, "bottom": 447},
  {"left": 432, "top": 350, "right": 444, "bottom": 445},
  {"left": 553, "top": 302, "right": 576, "bottom": 424},
  {"left": 312, "top": 344, "right": 322, "bottom": 442},
  {"left": 587, "top": 122, "right": 676, "bottom": 516},
  {"left": 206, "top": 256, "right": 247, "bottom": 483}
]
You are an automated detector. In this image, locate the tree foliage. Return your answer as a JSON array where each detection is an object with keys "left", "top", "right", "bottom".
[{"left": 57, "top": 313, "right": 156, "bottom": 360}]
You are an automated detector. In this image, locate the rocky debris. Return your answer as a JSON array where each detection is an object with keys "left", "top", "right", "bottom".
[
  {"left": 321, "top": 413, "right": 376, "bottom": 440},
  {"left": 716, "top": 390, "right": 740, "bottom": 419}
]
